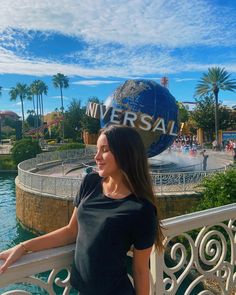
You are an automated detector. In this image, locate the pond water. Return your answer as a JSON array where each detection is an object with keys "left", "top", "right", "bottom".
[
  {"left": 0, "top": 172, "right": 36, "bottom": 252},
  {"left": 0, "top": 173, "right": 77, "bottom": 294}
]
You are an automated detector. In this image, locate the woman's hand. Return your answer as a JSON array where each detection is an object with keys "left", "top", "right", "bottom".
[{"left": 0, "top": 244, "right": 25, "bottom": 273}]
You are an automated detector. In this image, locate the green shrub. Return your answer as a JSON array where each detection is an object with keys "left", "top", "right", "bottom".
[
  {"left": 196, "top": 169, "right": 236, "bottom": 211},
  {"left": 0, "top": 154, "right": 17, "bottom": 170},
  {"left": 11, "top": 138, "right": 42, "bottom": 165},
  {"left": 47, "top": 140, "right": 56, "bottom": 145},
  {"left": 203, "top": 142, "right": 212, "bottom": 149},
  {"left": 56, "top": 143, "right": 85, "bottom": 151}
]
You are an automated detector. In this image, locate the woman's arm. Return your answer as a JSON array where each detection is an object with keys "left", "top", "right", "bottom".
[
  {"left": 0, "top": 208, "right": 78, "bottom": 273},
  {"left": 132, "top": 246, "right": 152, "bottom": 295}
]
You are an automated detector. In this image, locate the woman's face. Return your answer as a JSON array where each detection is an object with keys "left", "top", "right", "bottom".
[{"left": 94, "top": 134, "right": 120, "bottom": 178}]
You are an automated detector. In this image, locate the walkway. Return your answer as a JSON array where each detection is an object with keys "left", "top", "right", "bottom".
[{"left": 0, "top": 144, "right": 12, "bottom": 154}]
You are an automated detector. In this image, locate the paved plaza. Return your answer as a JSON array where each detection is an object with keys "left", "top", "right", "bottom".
[{"left": 33, "top": 148, "right": 234, "bottom": 178}]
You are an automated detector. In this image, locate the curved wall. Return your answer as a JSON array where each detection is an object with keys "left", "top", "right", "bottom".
[
  {"left": 16, "top": 178, "right": 74, "bottom": 234},
  {"left": 16, "top": 177, "right": 200, "bottom": 234}
]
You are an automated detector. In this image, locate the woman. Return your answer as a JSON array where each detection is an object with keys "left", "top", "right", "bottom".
[{"left": 0, "top": 125, "right": 164, "bottom": 295}]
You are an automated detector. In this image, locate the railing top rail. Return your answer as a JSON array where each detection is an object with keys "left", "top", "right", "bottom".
[
  {"left": 163, "top": 203, "right": 236, "bottom": 236},
  {"left": 18, "top": 147, "right": 96, "bottom": 166},
  {"left": 18, "top": 165, "right": 82, "bottom": 180},
  {"left": 150, "top": 167, "right": 225, "bottom": 176},
  {"left": 0, "top": 244, "right": 75, "bottom": 288}
]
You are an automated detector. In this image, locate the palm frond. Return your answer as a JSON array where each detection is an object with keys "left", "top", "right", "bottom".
[{"left": 195, "top": 67, "right": 236, "bottom": 98}]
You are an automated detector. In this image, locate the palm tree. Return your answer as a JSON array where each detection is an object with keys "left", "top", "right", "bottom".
[
  {"left": 195, "top": 67, "right": 236, "bottom": 146},
  {"left": 30, "top": 80, "right": 41, "bottom": 132},
  {"left": 38, "top": 80, "right": 48, "bottom": 124},
  {"left": 9, "top": 83, "right": 31, "bottom": 137},
  {"left": 52, "top": 73, "right": 69, "bottom": 142}
]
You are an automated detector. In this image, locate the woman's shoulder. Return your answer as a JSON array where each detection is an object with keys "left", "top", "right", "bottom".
[
  {"left": 74, "top": 172, "right": 101, "bottom": 206},
  {"left": 82, "top": 171, "right": 101, "bottom": 186}
]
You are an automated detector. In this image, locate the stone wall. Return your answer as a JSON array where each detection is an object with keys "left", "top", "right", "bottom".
[
  {"left": 156, "top": 193, "right": 201, "bottom": 220},
  {"left": 16, "top": 179, "right": 201, "bottom": 234},
  {"left": 16, "top": 179, "right": 74, "bottom": 234}
]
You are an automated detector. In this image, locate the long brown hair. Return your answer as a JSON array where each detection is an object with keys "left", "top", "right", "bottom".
[{"left": 100, "top": 125, "right": 164, "bottom": 252}]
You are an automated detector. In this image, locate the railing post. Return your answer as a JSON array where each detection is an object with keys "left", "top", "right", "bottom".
[
  {"left": 183, "top": 172, "right": 186, "bottom": 191},
  {"left": 160, "top": 174, "right": 162, "bottom": 194},
  {"left": 150, "top": 250, "right": 164, "bottom": 295},
  {"left": 54, "top": 178, "right": 57, "bottom": 196},
  {"left": 62, "top": 162, "right": 64, "bottom": 176},
  {"left": 40, "top": 177, "right": 43, "bottom": 193},
  {"left": 71, "top": 179, "right": 73, "bottom": 198}
]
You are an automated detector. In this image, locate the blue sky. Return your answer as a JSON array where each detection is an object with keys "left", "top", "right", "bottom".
[{"left": 0, "top": 0, "right": 236, "bottom": 117}]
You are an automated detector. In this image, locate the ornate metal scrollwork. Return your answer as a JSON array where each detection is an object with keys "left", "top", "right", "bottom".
[
  {"left": 162, "top": 220, "right": 236, "bottom": 294},
  {"left": 2, "top": 266, "right": 72, "bottom": 295}
]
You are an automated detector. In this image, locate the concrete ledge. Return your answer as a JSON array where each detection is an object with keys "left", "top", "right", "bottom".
[{"left": 36, "top": 159, "right": 62, "bottom": 170}]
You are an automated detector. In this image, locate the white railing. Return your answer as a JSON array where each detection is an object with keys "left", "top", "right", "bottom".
[
  {"left": 152, "top": 203, "right": 236, "bottom": 295},
  {"left": 17, "top": 149, "right": 232, "bottom": 196},
  {"left": 151, "top": 169, "right": 225, "bottom": 194},
  {"left": 1, "top": 204, "right": 235, "bottom": 294},
  {"left": 0, "top": 245, "right": 74, "bottom": 295},
  {"left": 35, "top": 148, "right": 96, "bottom": 164},
  {"left": 17, "top": 148, "right": 96, "bottom": 198}
]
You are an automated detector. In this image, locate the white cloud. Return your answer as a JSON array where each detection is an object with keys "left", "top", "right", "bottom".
[
  {"left": 0, "top": 0, "right": 236, "bottom": 79},
  {"left": 0, "top": 47, "right": 116, "bottom": 77},
  {"left": 184, "top": 63, "right": 236, "bottom": 74},
  {"left": 1, "top": 45, "right": 236, "bottom": 79},
  {"left": 0, "top": 0, "right": 235, "bottom": 47},
  {"left": 72, "top": 80, "right": 121, "bottom": 86},
  {"left": 174, "top": 78, "right": 197, "bottom": 82},
  {"left": 221, "top": 100, "right": 236, "bottom": 108}
]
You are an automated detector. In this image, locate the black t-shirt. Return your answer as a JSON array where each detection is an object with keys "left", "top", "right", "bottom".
[{"left": 70, "top": 172, "right": 156, "bottom": 295}]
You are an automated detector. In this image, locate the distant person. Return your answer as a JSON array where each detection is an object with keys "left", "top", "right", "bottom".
[
  {"left": 222, "top": 140, "right": 226, "bottom": 151},
  {"left": 201, "top": 149, "right": 209, "bottom": 171},
  {"left": 212, "top": 140, "right": 217, "bottom": 151},
  {"left": 0, "top": 125, "right": 164, "bottom": 295},
  {"left": 234, "top": 150, "right": 236, "bottom": 163},
  {"left": 233, "top": 141, "right": 236, "bottom": 163}
]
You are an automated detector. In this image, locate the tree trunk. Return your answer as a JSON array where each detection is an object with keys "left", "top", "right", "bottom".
[
  {"left": 20, "top": 96, "right": 25, "bottom": 137},
  {"left": 41, "top": 94, "right": 44, "bottom": 139},
  {"left": 214, "top": 91, "right": 219, "bottom": 148},
  {"left": 32, "top": 95, "right": 36, "bottom": 129},
  {"left": 36, "top": 94, "right": 39, "bottom": 140},
  {"left": 60, "top": 87, "right": 64, "bottom": 142},
  {"left": 41, "top": 94, "right": 44, "bottom": 121}
]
